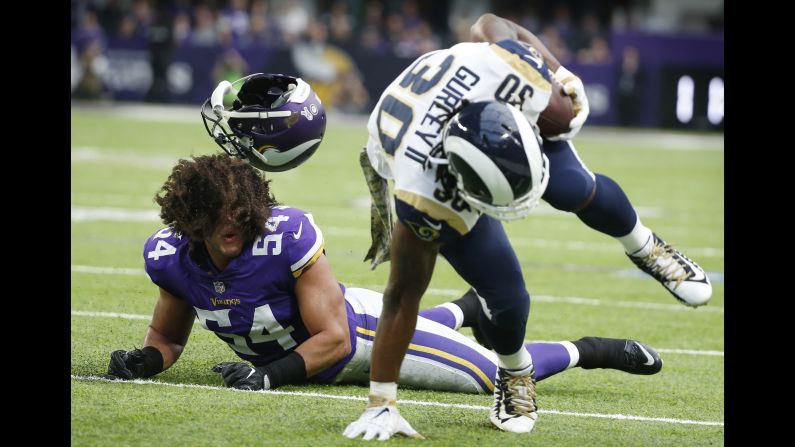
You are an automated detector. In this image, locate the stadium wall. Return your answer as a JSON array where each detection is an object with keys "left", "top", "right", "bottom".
[{"left": 72, "top": 32, "right": 723, "bottom": 130}]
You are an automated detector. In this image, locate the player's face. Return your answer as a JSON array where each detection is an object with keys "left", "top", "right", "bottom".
[{"left": 204, "top": 215, "right": 245, "bottom": 270}]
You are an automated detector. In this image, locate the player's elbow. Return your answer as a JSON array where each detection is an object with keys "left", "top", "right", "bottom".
[
  {"left": 470, "top": 13, "right": 500, "bottom": 38},
  {"left": 471, "top": 13, "right": 519, "bottom": 44},
  {"left": 473, "top": 13, "right": 500, "bottom": 27},
  {"left": 328, "top": 324, "right": 352, "bottom": 360},
  {"left": 470, "top": 14, "right": 491, "bottom": 39}
]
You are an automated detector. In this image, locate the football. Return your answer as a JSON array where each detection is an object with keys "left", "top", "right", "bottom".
[{"left": 537, "top": 78, "right": 575, "bottom": 138}]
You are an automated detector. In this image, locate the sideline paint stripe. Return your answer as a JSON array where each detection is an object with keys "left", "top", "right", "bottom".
[
  {"left": 70, "top": 310, "right": 724, "bottom": 357},
  {"left": 70, "top": 375, "right": 724, "bottom": 427}
]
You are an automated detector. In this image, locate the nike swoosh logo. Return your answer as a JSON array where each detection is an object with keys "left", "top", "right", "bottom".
[
  {"left": 636, "top": 343, "right": 656, "bottom": 366},
  {"left": 258, "top": 139, "right": 321, "bottom": 167},
  {"left": 293, "top": 221, "right": 303, "bottom": 240},
  {"left": 245, "top": 368, "right": 256, "bottom": 379},
  {"left": 375, "top": 408, "right": 390, "bottom": 417},
  {"left": 687, "top": 265, "right": 707, "bottom": 282},
  {"left": 422, "top": 217, "right": 442, "bottom": 231}
]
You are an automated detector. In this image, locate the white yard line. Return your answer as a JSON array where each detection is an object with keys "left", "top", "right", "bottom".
[
  {"left": 71, "top": 264, "right": 724, "bottom": 313},
  {"left": 70, "top": 309, "right": 723, "bottom": 357},
  {"left": 71, "top": 206, "right": 159, "bottom": 223},
  {"left": 70, "top": 206, "right": 723, "bottom": 258},
  {"left": 71, "top": 147, "right": 182, "bottom": 169},
  {"left": 71, "top": 102, "right": 725, "bottom": 152},
  {"left": 70, "top": 375, "right": 723, "bottom": 427},
  {"left": 356, "top": 284, "right": 724, "bottom": 314},
  {"left": 71, "top": 310, "right": 150, "bottom": 320},
  {"left": 71, "top": 265, "right": 145, "bottom": 275}
]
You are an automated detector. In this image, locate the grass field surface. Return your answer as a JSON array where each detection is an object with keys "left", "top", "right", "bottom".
[{"left": 71, "top": 104, "right": 724, "bottom": 446}]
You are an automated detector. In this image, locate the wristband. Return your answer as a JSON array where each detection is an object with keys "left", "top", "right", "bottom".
[
  {"left": 135, "top": 346, "right": 165, "bottom": 378},
  {"left": 259, "top": 351, "right": 307, "bottom": 389},
  {"left": 554, "top": 66, "right": 577, "bottom": 85}
]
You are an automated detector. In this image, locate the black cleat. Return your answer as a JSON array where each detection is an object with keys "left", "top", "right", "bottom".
[
  {"left": 617, "top": 339, "right": 663, "bottom": 375},
  {"left": 574, "top": 336, "right": 663, "bottom": 375}
]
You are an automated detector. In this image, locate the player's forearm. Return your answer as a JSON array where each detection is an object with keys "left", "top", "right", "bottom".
[
  {"left": 369, "top": 221, "right": 437, "bottom": 382},
  {"left": 143, "top": 326, "right": 185, "bottom": 370},
  {"left": 370, "top": 291, "right": 422, "bottom": 382},
  {"left": 294, "top": 327, "right": 352, "bottom": 377},
  {"left": 470, "top": 13, "right": 561, "bottom": 71}
]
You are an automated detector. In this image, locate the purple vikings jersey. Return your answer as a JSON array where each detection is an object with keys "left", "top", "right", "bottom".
[{"left": 143, "top": 206, "right": 357, "bottom": 383}]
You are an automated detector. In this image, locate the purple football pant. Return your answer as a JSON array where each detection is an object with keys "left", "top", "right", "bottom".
[{"left": 332, "top": 288, "right": 575, "bottom": 394}]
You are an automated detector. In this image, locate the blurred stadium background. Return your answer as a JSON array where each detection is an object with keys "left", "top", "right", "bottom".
[
  {"left": 71, "top": 1, "right": 723, "bottom": 445},
  {"left": 71, "top": 0, "right": 723, "bottom": 130}
]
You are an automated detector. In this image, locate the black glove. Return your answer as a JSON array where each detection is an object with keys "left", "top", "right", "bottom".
[
  {"left": 212, "top": 362, "right": 267, "bottom": 390},
  {"left": 105, "top": 347, "right": 164, "bottom": 380}
]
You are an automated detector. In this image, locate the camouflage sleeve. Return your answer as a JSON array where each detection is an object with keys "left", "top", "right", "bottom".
[{"left": 359, "top": 147, "right": 393, "bottom": 270}]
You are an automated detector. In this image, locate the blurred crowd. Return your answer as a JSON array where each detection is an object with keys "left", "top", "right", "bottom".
[
  {"left": 72, "top": 0, "right": 656, "bottom": 63},
  {"left": 71, "top": 0, "right": 722, "bottom": 113}
]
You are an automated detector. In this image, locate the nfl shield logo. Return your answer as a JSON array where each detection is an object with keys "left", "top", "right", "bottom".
[{"left": 213, "top": 281, "right": 225, "bottom": 294}]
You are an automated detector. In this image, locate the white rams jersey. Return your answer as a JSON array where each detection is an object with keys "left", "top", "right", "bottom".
[{"left": 366, "top": 40, "right": 553, "bottom": 236}]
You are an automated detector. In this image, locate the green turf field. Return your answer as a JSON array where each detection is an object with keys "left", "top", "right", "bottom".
[{"left": 71, "top": 105, "right": 724, "bottom": 446}]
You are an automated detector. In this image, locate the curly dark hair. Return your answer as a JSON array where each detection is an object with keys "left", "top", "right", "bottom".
[{"left": 155, "top": 154, "right": 279, "bottom": 247}]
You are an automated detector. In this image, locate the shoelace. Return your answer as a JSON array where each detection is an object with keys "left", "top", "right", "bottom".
[
  {"left": 641, "top": 243, "right": 693, "bottom": 289},
  {"left": 504, "top": 375, "right": 537, "bottom": 418}
]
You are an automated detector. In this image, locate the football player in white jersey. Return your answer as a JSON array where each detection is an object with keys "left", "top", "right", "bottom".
[{"left": 345, "top": 13, "right": 710, "bottom": 439}]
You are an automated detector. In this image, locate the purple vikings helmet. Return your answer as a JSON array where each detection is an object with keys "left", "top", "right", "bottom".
[{"left": 201, "top": 73, "right": 326, "bottom": 172}]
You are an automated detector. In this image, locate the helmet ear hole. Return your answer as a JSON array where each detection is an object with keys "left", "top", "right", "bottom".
[
  {"left": 238, "top": 74, "right": 296, "bottom": 107},
  {"left": 448, "top": 153, "right": 492, "bottom": 204}
]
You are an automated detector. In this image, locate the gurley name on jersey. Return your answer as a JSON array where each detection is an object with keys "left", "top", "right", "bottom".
[{"left": 410, "top": 63, "right": 481, "bottom": 151}]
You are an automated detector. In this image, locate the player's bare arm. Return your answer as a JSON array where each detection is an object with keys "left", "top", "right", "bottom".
[
  {"left": 471, "top": 13, "right": 590, "bottom": 140},
  {"left": 105, "top": 287, "right": 194, "bottom": 380},
  {"left": 370, "top": 220, "right": 440, "bottom": 382},
  {"left": 144, "top": 287, "right": 196, "bottom": 370},
  {"left": 293, "top": 254, "right": 352, "bottom": 376},
  {"left": 469, "top": 13, "right": 561, "bottom": 72}
]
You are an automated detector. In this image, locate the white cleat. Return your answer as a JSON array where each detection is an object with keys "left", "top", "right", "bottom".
[
  {"left": 489, "top": 367, "right": 538, "bottom": 433},
  {"left": 628, "top": 233, "right": 712, "bottom": 307}
]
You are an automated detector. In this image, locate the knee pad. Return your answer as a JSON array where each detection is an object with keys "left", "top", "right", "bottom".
[
  {"left": 481, "top": 289, "right": 530, "bottom": 329},
  {"left": 542, "top": 167, "right": 596, "bottom": 212}
]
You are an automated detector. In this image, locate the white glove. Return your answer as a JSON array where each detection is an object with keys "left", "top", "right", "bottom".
[
  {"left": 343, "top": 396, "right": 424, "bottom": 441},
  {"left": 547, "top": 66, "right": 590, "bottom": 141}
]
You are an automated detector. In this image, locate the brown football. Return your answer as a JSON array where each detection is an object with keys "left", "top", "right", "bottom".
[{"left": 538, "top": 78, "right": 575, "bottom": 138}]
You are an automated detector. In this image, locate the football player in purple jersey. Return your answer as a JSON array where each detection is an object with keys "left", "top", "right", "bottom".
[{"left": 105, "top": 154, "right": 662, "bottom": 404}]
